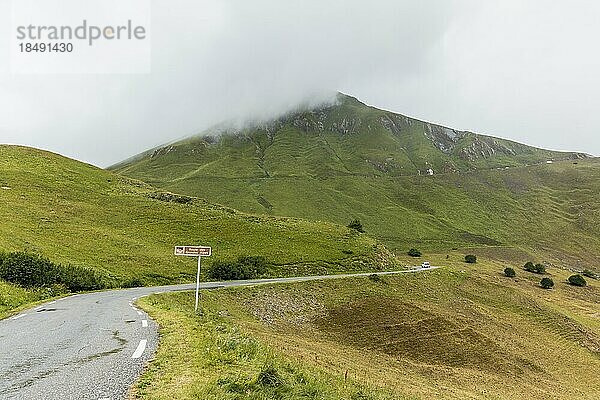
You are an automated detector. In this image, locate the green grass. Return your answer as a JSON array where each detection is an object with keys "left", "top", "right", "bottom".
[
  {"left": 0, "top": 281, "right": 57, "bottom": 319},
  {"left": 112, "top": 95, "right": 599, "bottom": 267},
  {"left": 134, "top": 291, "right": 408, "bottom": 400},
  {"left": 136, "top": 256, "right": 600, "bottom": 399},
  {"left": 0, "top": 145, "right": 393, "bottom": 291}
]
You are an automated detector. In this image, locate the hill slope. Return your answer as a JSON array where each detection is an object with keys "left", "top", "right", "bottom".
[
  {"left": 112, "top": 94, "right": 600, "bottom": 265},
  {"left": 0, "top": 145, "right": 389, "bottom": 287},
  {"left": 135, "top": 258, "right": 600, "bottom": 400}
]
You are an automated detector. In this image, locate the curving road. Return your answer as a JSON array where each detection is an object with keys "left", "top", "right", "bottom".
[{"left": 0, "top": 268, "right": 437, "bottom": 399}]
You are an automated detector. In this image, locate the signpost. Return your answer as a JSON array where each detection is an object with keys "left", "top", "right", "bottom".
[{"left": 174, "top": 246, "right": 212, "bottom": 312}]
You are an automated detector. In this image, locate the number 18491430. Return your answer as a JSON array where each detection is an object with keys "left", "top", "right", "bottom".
[{"left": 19, "top": 42, "right": 73, "bottom": 53}]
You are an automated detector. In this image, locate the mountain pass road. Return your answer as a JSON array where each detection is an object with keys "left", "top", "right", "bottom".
[{"left": 0, "top": 267, "right": 438, "bottom": 399}]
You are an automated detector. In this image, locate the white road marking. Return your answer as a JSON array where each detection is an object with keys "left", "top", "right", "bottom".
[
  {"left": 46, "top": 301, "right": 56, "bottom": 305},
  {"left": 141, "top": 320, "right": 148, "bottom": 328},
  {"left": 131, "top": 340, "right": 147, "bottom": 359},
  {"left": 137, "top": 311, "right": 143, "bottom": 316},
  {"left": 10, "top": 314, "right": 26, "bottom": 320},
  {"left": 34, "top": 306, "right": 44, "bottom": 311}
]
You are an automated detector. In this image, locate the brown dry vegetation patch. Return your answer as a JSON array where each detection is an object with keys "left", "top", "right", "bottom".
[
  {"left": 316, "top": 297, "right": 536, "bottom": 374},
  {"left": 242, "top": 288, "right": 326, "bottom": 327}
]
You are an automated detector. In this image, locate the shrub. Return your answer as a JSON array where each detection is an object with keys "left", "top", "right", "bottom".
[
  {"left": 0, "top": 251, "right": 105, "bottom": 291},
  {"left": 256, "top": 363, "right": 284, "bottom": 387},
  {"left": 0, "top": 252, "right": 59, "bottom": 288},
  {"left": 504, "top": 267, "right": 516, "bottom": 278},
  {"left": 568, "top": 274, "right": 587, "bottom": 287},
  {"left": 534, "top": 264, "right": 546, "bottom": 274},
  {"left": 368, "top": 274, "right": 387, "bottom": 284},
  {"left": 208, "top": 256, "right": 269, "bottom": 281},
  {"left": 407, "top": 248, "right": 422, "bottom": 257},
  {"left": 524, "top": 262, "right": 545, "bottom": 274},
  {"left": 465, "top": 254, "right": 477, "bottom": 264},
  {"left": 122, "top": 278, "right": 145, "bottom": 288},
  {"left": 540, "top": 277, "right": 554, "bottom": 289},
  {"left": 58, "top": 264, "right": 105, "bottom": 291},
  {"left": 347, "top": 220, "right": 364, "bottom": 233}
]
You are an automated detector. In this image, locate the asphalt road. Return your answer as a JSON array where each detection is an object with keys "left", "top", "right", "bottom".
[{"left": 0, "top": 268, "right": 437, "bottom": 399}]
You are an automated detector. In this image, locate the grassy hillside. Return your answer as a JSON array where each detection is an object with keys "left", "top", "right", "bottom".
[
  {"left": 0, "top": 145, "right": 391, "bottom": 289},
  {"left": 135, "top": 256, "right": 600, "bottom": 399},
  {"left": 112, "top": 95, "right": 599, "bottom": 266}
]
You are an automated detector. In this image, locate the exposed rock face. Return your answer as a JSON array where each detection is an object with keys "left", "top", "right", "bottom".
[
  {"left": 423, "top": 123, "right": 466, "bottom": 154},
  {"left": 379, "top": 114, "right": 404, "bottom": 137},
  {"left": 150, "top": 145, "right": 175, "bottom": 158}
]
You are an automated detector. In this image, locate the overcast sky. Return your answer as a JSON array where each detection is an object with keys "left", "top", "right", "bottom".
[{"left": 1, "top": 0, "right": 599, "bottom": 167}]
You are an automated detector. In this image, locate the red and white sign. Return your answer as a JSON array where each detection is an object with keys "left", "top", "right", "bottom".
[{"left": 174, "top": 246, "right": 212, "bottom": 257}]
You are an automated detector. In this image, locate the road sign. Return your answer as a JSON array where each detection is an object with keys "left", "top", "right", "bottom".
[
  {"left": 174, "top": 246, "right": 211, "bottom": 257},
  {"left": 174, "top": 245, "right": 212, "bottom": 312}
]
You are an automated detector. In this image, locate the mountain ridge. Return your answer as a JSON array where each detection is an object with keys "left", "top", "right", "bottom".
[{"left": 111, "top": 93, "right": 588, "bottom": 177}]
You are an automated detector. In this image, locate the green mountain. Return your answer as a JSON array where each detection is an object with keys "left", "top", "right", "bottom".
[
  {"left": 112, "top": 94, "right": 600, "bottom": 266},
  {"left": 0, "top": 145, "right": 388, "bottom": 288}
]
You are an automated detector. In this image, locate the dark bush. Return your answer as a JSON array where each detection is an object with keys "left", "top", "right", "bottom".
[
  {"left": 568, "top": 274, "right": 587, "bottom": 287},
  {"left": 368, "top": 274, "right": 387, "bottom": 284},
  {"left": 540, "top": 277, "right": 554, "bottom": 289},
  {"left": 0, "top": 252, "right": 59, "bottom": 288},
  {"left": 407, "top": 248, "right": 422, "bottom": 257},
  {"left": 524, "top": 262, "right": 545, "bottom": 274},
  {"left": 256, "top": 363, "right": 284, "bottom": 387},
  {"left": 147, "top": 191, "right": 194, "bottom": 204},
  {"left": 504, "top": 267, "right": 516, "bottom": 278},
  {"left": 347, "top": 220, "right": 364, "bottom": 233},
  {"left": 58, "top": 264, "right": 105, "bottom": 291},
  {"left": 122, "top": 278, "right": 145, "bottom": 288},
  {"left": 0, "top": 251, "right": 105, "bottom": 291},
  {"left": 465, "top": 254, "right": 477, "bottom": 264},
  {"left": 207, "top": 256, "right": 269, "bottom": 281}
]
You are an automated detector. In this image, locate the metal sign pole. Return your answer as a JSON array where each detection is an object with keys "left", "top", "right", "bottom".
[
  {"left": 195, "top": 256, "right": 201, "bottom": 312},
  {"left": 174, "top": 246, "right": 211, "bottom": 312}
]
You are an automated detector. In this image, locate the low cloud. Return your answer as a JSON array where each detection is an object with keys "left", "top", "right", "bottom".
[{"left": 0, "top": 0, "right": 598, "bottom": 166}]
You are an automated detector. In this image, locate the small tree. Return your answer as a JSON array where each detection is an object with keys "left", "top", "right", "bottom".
[
  {"left": 568, "top": 274, "right": 587, "bottom": 287},
  {"left": 534, "top": 264, "right": 546, "bottom": 274},
  {"left": 524, "top": 261, "right": 535, "bottom": 272},
  {"left": 465, "top": 254, "right": 477, "bottom": 264},
  {"left": 347, "top": 220, "right": 364, "bottom": 233},
  {"left": 407, "top": 248, "right": 422, "bottom": 257},
  {"left": 540, "top": 277, "right": 554, "bottom": 289},
  {"left": 524, "top": 262, "right": 545, "bottom": 274},
  {"left": 504, "top": 267, "right": 516, "bottom": 278}
]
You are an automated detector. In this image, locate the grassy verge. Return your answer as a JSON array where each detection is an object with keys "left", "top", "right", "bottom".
[
  {"left": 0, "top": 281, "right": 64, "bottom": 320},
  {"left": 133, "top": 291, "right": 404, "bottom": 400},
  {"left": 135, "top": 255, "right": 600, "bottom": 400}
]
